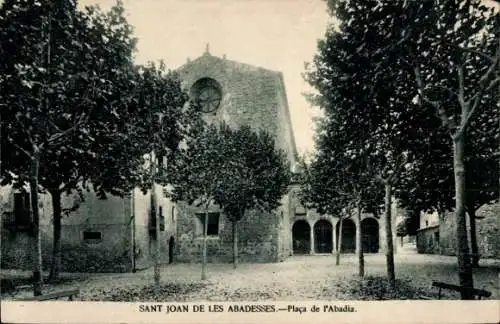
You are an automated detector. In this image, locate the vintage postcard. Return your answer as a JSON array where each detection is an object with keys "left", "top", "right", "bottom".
[{"left": 1, "top": 0, "right": 499, "bottom": 323}]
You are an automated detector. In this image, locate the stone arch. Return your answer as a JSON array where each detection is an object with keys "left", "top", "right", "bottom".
[
  {"left": 292, "top": 220, "right": 310, "bottom": 254},
  {"left": 314, "top": 220, "right": 333, "bottom": 253},
  {"left": 168, "top": 236, "right": 175, "bottom": 264},
  {"left": 336, "top": 218, "right": 356, "bottom": 253},
  {"left": 361, "top": 218, "right": 379, "bottom": 253}
]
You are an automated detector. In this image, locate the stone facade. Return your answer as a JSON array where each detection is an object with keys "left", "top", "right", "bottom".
[
  {"left": 174, "top": 200, "right": 290, "bottom": 264},
  {"left": 172, "top": 52, "right": 297, "bottom": 263},
  {"left": 177, "top": 52, "right": 298, "bottom": 165},
  {"left": 1, "top": 183, "right": 176, "bottom": 272},
  {"left": 1, "top": 184, "right": 132, "bottom": 272}
]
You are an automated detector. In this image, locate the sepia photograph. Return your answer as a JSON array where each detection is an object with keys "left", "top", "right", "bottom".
[{"left": 0, "top": 0, "right": 499, "bottom": 323}]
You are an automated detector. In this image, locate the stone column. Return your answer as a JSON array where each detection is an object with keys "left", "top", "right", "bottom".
[{"left": 309, "top": 222, "right": 315, "bottom": 254}]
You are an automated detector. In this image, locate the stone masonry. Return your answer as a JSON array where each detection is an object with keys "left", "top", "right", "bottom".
[{"left": 172, "top": 51, "right": 298, "bottom": 263}]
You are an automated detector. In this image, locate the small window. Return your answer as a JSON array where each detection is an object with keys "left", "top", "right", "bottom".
[
  {"left": 434, "top": 231, "right": 440, "bottom": 244},
  {"left": 295, "top": 205, "right": 306, "bottom": 215},
  {"left": 425, "top": 220, "right": 429, "bottom": 227},
  {"left": 14, "top": 192, "right": 31, "bottom": 230},
  {"left": 83, "top": 231, "right": 101, "bottom": 240},
  {"left": 149, "top": 204, "right": 165, "bottom": 232},
  {"left": 197, "top": 212, "right": 220, "bottom": 236},
  {"left": 159, "top": 206, "right": 165, "bottom": 232},
  {"left": 171, "top": 206, "right": 175, "bottom": 222}
]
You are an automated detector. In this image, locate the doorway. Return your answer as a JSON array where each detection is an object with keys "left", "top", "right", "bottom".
[
  {"left": 314, "top": 220, "right": 333, "bottom": 253},
  {"left": 292, "top": 220, "right": 310, "bottom": 254}
]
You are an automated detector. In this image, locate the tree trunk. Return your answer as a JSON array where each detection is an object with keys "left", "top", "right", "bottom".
[
  {"left": 384, "top": 182, "right": 395, "bottom": 287},
  {"left": 356, "top": 202, "right": 364, "bottom": 278},
  {"left": 336, "top": 217, "right": 343, "bottom": 266},
  {"left": 30, "top": 151, "right": 43, "bottom": 296},
  {"left": 467, "top": 207, "right": 479, "bottom": 268},
  {"left": 201, "top": 208, "right": 208, "bottom": 280},
  {"left": 153, "top": 194, "right": 160, "bottom": 285},
  {"left": 232, "top": 221, "right": 238, "bottom": 269},
  {"left": 48, "top": 190, "right": 62, "bottom": 282},
  {"left": 453, "top": 137, "right": 474, "bottom": 299},
  {"left": 151, "top": 155, "right": 160, "bottom": 286}
]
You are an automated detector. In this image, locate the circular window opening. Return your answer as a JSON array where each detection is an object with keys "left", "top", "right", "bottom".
[{"left": 190, "top": 78, "right": 223, "bottom": 113}]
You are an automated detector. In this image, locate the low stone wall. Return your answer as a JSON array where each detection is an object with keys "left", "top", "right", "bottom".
[
  {"left": 475, "top": 204, "right": 500, "bottom": 259},
  {"left": 416, "top": 225, "right": 440, "bottom": 254}
]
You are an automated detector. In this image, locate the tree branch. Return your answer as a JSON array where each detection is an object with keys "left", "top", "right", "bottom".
[
  {"left": 8, "top": 135, "right": 32, "bottom": 159},
  {"left": 435, "top": 85, "right": 459, "bottom": 99},
  {"left": 376, "top": 173, "right": 388, "bottom": 185},
  {"left": 389, "top": 155, "right": 408, "bottom": 184},
  {"left": 413, "top": 66, "right": 457, "bottom": 133},
  {"left": 47, "top": 110, "right": 90, "bottom": 146},
  {"left": 485, "top": 77, "right": 500, "bottom": 93},
  {"left": 457, "top": 64, "right": 466, "bottom": 109},
  {"left": 458, "top": 46, "right": 495, "bottom": 63},
  {"left": 458, "top": 55, "right": 500, "bottom": 137},
  {"left": 14, "top": 110, "right": 35, "bottom": 148},
  {"left": 48, "top": 120, "right": 63, "bottom": 134}
]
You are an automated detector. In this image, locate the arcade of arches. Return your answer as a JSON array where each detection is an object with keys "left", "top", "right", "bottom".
[{"left": 292, "top": 218, "right": 380, "bottom": 254}]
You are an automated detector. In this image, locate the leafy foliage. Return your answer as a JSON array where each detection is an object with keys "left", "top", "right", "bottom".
[
  {"left": 304, "top": 0, "right": 469, "bottom": 285},
  {"left": 392, "top": 0, "right": 500, "bottom": 216},
  {"left": 311, "top": 0, "right": 499, "bottom": 297},
  {"left": 304, "top": 0, "right": 441, "bottom": 194},
  {"left": 167, "top": 121, "right": 291, "bottom": 218},
  {"left": 0, "top": 0, "right": 195, "bottom": 284},
  {"left": 166, "top": 121, "right": 290, "bottom": 271},
  {"left": 297, "top": 118, "right": 384, "bottom": 218}
]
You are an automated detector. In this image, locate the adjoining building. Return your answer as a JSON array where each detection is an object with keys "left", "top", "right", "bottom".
[
  {"left": 416, "top": 202, "right": 499, "bottom": 259},
  {"left": 288, "top": 184, "right": 401, "bottom": 256}
]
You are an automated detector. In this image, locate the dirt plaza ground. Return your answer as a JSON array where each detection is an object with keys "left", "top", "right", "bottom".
[{"left": 1, "top": 249, "right": 499, "bottom": 301}]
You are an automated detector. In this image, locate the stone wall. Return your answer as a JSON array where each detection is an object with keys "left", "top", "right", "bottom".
[
  {"left": 174, "top": 201, "right": 281, "bottom": 263},
  {"left": 1, "top": 185, "right": 134, "bottom": 272},
  {"left": 416, "top": 225, "right": 440, "bottom": 254},
  {"left": 437, "top": 211, "right": 456, "bottom": 256},
  {"left": 132, "top": 186, "right": 176, "bottom": 270},
  {"left": 474, "top": 203, "right": 499, "bottom": 259},
  {"left": 1, "top": 223, "right": 132, "bottom": 273}
]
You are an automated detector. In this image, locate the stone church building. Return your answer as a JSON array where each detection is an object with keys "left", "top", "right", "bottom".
[{"left": 1, "top": 50, "right": 389, "bottom": 272}]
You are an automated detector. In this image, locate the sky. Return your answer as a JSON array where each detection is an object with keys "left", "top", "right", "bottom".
[{"left": 79, "top": 0, "right": 331, "bottom": 155}]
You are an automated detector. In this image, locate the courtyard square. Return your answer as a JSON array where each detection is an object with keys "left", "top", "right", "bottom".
[{"left": 2, "top": 252, "right": 498, "bottom": 301}]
